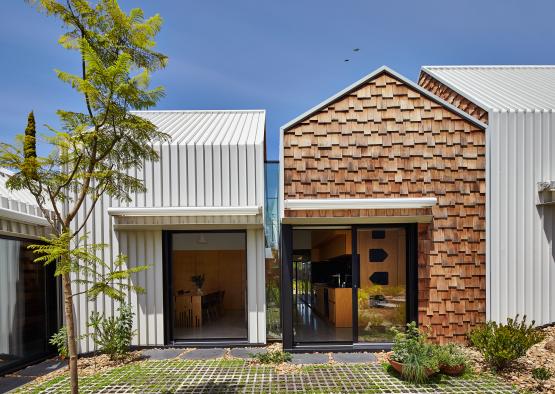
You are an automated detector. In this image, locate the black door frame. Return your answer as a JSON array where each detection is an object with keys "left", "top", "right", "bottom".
[
  {"left": 162, "top": 230, "right": 250, "bottom": 346},
  {"left": 280, "top": 223, "right": 418, "bottom": 352}
]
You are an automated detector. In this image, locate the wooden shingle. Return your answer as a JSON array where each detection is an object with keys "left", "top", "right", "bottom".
[{"left": 283, "top": 71, "right": 486, "bottom": 343}]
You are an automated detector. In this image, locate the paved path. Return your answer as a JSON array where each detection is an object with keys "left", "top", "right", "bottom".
[
  {"left": 13, "top": 358, "right": 516, "bottom": 393},
  {"left": 0, "top": 359, "right": 66, "bottom": 394}
]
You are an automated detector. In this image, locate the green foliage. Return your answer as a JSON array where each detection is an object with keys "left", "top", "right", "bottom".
[
  {"left": 88, "top": 303, "right": 135, "bottom": 360},
  {"left": 22, "top": 111, "right": 38, "bottom": 179},
  {"left": 469, "top": 315, "right": 545, "bottom": 370},
  {"left": 435, "top": 343, "right": 468, "bottom": 368},
  {"left": 23, "top": 111, "right": 36, "bottom": 159},
  {"left": 401, "top": 350, "right": 438, "bottom": 384},
  {"left": 29, "top": 231, "right": 149, "bottom": 302},
  {"left": 191, "top": 274, "right": 205, "bottom": 289},
  {"left": 252, "top": 350, "right": 292, "bottom": 364},
  {"left": 532, "top": 367, "right": 552, "bottom": 381},
  {"left": 1, "top": 0, "right": 170, "bottom": 232},
  {"left": 2, "top": 1, "right": 168, "bottom": 392},
  {"left": 50, "top": 326, "right": 69, "bottom": 359},
  {"left": 390, "top": 322, "right": 440, "bottom": 383}
]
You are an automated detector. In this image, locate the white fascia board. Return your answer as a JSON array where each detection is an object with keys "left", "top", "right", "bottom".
[
  {"left": 0, "top": 207, "right": 50, "bottom": 226},
  {"left": 284, "top": 197, "right": 437, "bottom": 210},
  {"left": 107, "top": 206, "right": 262, "bottom": 217}
]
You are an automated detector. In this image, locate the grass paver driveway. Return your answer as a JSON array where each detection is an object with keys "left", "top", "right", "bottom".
[{"left": 15, "top": 359, "right": 516, "bottom": 393}]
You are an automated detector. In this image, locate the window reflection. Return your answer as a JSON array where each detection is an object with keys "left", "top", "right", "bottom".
[{"left": 0, "top": 237, "right": 58, "bottom": 373}]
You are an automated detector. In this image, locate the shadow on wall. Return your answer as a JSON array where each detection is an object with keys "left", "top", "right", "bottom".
[
  {"left": 115, "top": 230, "right": 163, "bottom": 347},
  {"left": 537, "top": 204, "right": 555, "bottom": 266},
  {"left": 417, "top": 223, "right": 432, "bottom": 337}
]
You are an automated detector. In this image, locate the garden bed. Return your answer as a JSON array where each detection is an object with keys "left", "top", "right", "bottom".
[{"left": 465, "top": 325, "right": 555, "bottom": 393}]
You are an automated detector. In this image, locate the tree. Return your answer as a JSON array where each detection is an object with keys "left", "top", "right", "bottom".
[{"left": 0, "top": 1, "right": 168, "bottom": 392}]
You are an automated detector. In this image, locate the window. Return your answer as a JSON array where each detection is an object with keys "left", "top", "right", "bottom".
[{"left": 0, "top": 236, "right": 58, "bottom": 373}]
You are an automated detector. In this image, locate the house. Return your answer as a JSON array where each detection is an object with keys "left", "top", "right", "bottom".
[
  {"left": 419, "top": 66, "right": 555, "bottom": 326},
  {"left": 1, "top": 65, "right": 554, "bottom": 365},
  {"left": 279, "top": 66, "right": 487, "bottom": 351},
  {"left": 0, "top": 168, "right": 59, "bottom": 374},
  {"left": 72, "top": 110, "right": 269, "bottom": 351}
]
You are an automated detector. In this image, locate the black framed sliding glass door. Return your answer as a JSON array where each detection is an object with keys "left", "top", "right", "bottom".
[
  {"left": 165, "top": 231, "right": 248, "bottom": 343},
  {"left": 290, "top": 227, "right": 353, "bottom": 345},
  {"left": 282, "top": 224, "right": 417, "bottom": 350},
  {"left": 355, "top": 226, "right": 409, "bottom": 343}
]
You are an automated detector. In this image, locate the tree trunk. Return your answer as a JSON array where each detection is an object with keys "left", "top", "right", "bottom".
[{"left": 62, "top": 272, "right": 79, "bottom": 394}]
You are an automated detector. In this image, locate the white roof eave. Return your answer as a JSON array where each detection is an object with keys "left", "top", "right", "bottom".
[
  {"left": 284, "top": 197, "right": 437, "bottom": 210},
  {"left": 107, "top": 205, "right": 262, "bottom": 217}
]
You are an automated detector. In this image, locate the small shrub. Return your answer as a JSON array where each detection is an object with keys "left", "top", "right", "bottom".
[
  {"left": 532, "top": 367, "right": 552, "bottom": 381},
  {"left": 49, "top": 326, "right": 68, "bottom": 359},
  {"left": 252, "top": 350, "right": 292, "bottom": 364},
  {"left": 88, "top": 303, "right": 135, "bottom": 360},
  {"left": 435, "top": 343, "right": 468, "bottom": 368},
  {"left": 390, "top": 322, "right": 440, "bottom": 383},
  {"left": 401, "top": 348, "right": 439, "bottom": 384},
  {"left": 469, "top": 315, "right": 545, "bottom": 370}
]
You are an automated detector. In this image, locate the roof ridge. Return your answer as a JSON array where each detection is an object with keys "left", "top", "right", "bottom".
[
  {"left": 131, "top": 109, "right": 265, "bottom": 114},
  {"left": 423, "top": 65, "right": 555, "bottom": 69}
]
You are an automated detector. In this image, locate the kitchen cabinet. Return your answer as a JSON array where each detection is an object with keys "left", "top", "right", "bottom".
[{"left": 313, "top": 284, "right": 352, "bottom": 328}]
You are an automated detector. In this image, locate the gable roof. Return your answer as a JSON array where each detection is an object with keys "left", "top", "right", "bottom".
[
  {"left": 133, "top": 110, "right": 266, "bottom": 146},
  {"left": 420, "top": 65, "right": 555, "bottom": 112},
  {"left": 282, "top": 65, "right": 487, "bottom": 131},
  {"left": 0, "top": 168, "right": 51, "bottom": 226}
]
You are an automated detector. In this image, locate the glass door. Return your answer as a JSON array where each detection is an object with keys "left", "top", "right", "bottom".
[
  {"left": 291, "top": 228, "right": 353, "bottom": 344},
  {"left": 170, "top": 232, "right": 248, "bottom": 341},
  {"left": 355, "top": 227, "right": 408, "bottom": 343}
]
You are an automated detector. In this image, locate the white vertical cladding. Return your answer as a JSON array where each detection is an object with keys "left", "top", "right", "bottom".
[
  {"left": 246, "top": 228, "right": 266, "bottom": 344},
  {"left": 419, "top": 66, "right": 555, "bottom": 327},
  {"left": 72, "top": 110, "right": 267, "bottom": 351},
  {"left": 255, "top": 228, "right": 266, "bottom": 343},
  {"left": 488, "top": 110, "right": 555, "bottom": 325},
  {"left": 75, "top": 225, "right": 164, "bottom": 352}
]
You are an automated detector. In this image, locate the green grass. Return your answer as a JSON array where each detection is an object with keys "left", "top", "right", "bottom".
[{"left": 17, "top": 358, "right": 516, "bottom": 394}]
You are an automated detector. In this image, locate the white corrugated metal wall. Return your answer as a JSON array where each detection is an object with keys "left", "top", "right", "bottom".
[
  {"left": 420, "top": 66, "right": 555, "bottom": 326},
  {"left": 488, "top": 110, "right": 555, "bottom": 325},
  {"left": 72, "top": 111, "right": 267, "bottom": 353}
]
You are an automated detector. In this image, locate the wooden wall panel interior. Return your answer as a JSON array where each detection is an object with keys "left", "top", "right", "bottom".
[
  {"left": 283, "top": 71, "right": 486, "bottom": 342},
  {"left": 173, "top": 250, "right": 246, "bottom": 311}
]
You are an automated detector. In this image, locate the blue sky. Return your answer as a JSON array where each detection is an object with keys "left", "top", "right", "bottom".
[{"left": 1, "top": 0, "right": 555, "bottom": 160}]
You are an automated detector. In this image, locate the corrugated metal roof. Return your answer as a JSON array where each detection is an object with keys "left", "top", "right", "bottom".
[
  {"left": 281, "top": 66, "right": 486, "bottom": 131},
  {"left": 421, "top": 66, "right": 555, "bottom": 112},
  {"left": 133, "top": 110, "right": 266, "bottom": 146},
  {"left": 0, "top": 167, "right": 51, "bottom": 224},
  {"left": 0, "top": 168, "right": 41, "bottom": 207}
]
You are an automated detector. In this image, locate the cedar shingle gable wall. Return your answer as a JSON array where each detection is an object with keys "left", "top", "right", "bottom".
[
  {"left": 419, "top": 72, "right": 489, "bottom": 124},
  {"left": 283, "top": 71, "right": 486, "bottom": 342}
]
